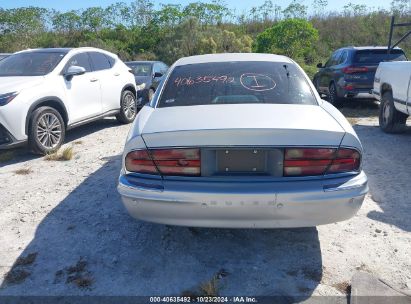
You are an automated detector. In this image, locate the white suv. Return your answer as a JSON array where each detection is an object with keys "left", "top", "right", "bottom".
[{"left": 0, "top": 47, "right": 137, "bottom": 154}]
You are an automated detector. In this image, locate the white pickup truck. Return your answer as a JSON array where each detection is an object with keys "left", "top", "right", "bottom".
[{"left": 373, "top": 61, "right": 410, "bottom": 133}]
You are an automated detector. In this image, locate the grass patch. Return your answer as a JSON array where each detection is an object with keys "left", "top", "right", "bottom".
[
  {"left": 73, "top": 140, "right": 83, "bottom": 145},
  {"left": 44, "top": 146, "right": 74, "bottom": 161},
  {"left": 68, "top": 276, "right": 94, "bottom": 288},
  {"left": 4, "top": 269, "right": 31, "bottom": 285},
  {"left": 15, "top": 252, "right": 37, "bottom": 266},
  {"left": 55, "top": 257, "right": 94, "bottom": 289},
  {"left": 182, "top": 270, "right": 228, "bottom": 298},
  {"left": 332, "top": 281, "right": 351, "bottom": 294},
  {"left": 14, "top": 167, "right": 33, "bottom": 175},
  {"left": 199, "top": 276, "right": 219, "bottom": 296},
  {"left": 66, "top": 258, "right": 87, "bottom": 274},
  {"left": 0, "top": 151, "right": 15, "bottom": 163}
]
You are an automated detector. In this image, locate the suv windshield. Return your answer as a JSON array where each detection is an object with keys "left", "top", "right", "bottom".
[
  {"left": 0, "top": 52, "right": 66, "bottom": 76},
  {"left": 157, "top": 61, "right": 317, "bottom": 107},
  {"left": 354, "top": 49, "right": 406, "bottom": 64},
  {"left": 127, "top": 62, "right": 152, "bottom": 76}
]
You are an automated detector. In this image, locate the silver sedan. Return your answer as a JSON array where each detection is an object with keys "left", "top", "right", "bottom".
[{"left": 117, "top": 53, "right": 368, "bottom": 228}]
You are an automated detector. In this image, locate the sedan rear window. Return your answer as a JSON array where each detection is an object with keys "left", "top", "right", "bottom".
[
  {"left": 157, "top": 61, "right": 317, "bottom": 107},
  {"left": 354, "top": 49, "right": 406, "bottom": 63}
]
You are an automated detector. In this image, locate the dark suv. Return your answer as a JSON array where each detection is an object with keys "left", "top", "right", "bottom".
[{"left": 313, "top": 46, "right": 406, "bottom": 105}]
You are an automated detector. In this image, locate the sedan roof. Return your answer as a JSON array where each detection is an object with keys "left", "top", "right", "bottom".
[{"left": 174, "top": 53, "right": 292, "bottom": 66}]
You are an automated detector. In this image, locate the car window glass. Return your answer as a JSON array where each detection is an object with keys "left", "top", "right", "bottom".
[
  {"left": 158, "top": 61, "right": 317, "bottom": 107},
  {"left": 65, "top": 53, "right": 92, "bottom": 72},
  {"left": 0, "top": 52, "right": 66, "bottom": 76},
  {"left": 325, "top": 52, "right": 337, "bottom": 67},
  {"left": 105, "top": 55, "right": 116, "bottom": 67},
  {"left": 153, "top": 63, "right": 161, "bottom": 74},
  {"left": 126, "top": 62, "right": 152, "bottom": 76},
  {"left": 338, "top": 51, "right": 348, "bottom": 64},
  {"left": 354, "top": 49, "right": 407, "bottom": 63},
  {"left": 89, "top": 52, "right": 111, "bottom": 71},
  {"left": 160, "top": 63, "right": 168, "bottom": 74},
  {"left": 329, "top": 51, "right": 341, "bottom": 66}
]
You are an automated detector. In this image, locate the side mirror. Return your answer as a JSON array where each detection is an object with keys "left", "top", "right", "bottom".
[
  {"left": 316, "top": 63, "right": 323, "bottom": 68},
  {"left": 64, "top": 65, "right": 86, "bottom": 80},
  {"left": 153, "top": 72, "right": 163, "bottom": 78}
]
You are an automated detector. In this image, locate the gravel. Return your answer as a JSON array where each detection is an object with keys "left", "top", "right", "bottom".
[{"left": 0, "top": 112, "right": 410, "bottom": 299}]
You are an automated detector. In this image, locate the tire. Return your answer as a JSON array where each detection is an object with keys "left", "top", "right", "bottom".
[
  {"left": 116, "top": 90, "right": 137, "bottom": 124},
  {"left": 379, "top": 91, "right": 408, "bottom": 133},
  {"left": 313, "top": 77, "right": 321, "bottom": 94},
  {"left": 28, "top": 106, "right": 65, "bottom": 155},
  {"left": 148, "top": 88, "right": 155, "bottom": 101},
  {"left": 328, "top": 82, "right": 343, "bottom": 106}
]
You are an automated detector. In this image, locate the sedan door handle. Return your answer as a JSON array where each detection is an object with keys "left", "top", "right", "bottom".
[
  {"left": 114, "top": 73, "right": 120, "bottom": 76},
  {"left": 90, "top": 78, "right": 99, "bottom": 82}
]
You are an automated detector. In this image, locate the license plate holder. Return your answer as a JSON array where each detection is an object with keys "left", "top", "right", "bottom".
[{"left": 216, "top": 149, "right": 267, "bottom": 174}]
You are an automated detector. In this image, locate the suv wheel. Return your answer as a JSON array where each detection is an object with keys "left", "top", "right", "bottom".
[
  {"left": 116, "top": 90, "right": 137, "bottom": 124},
  {"left": 28, "top": 106, "right": 65, "bottom": 155},
  {"left": 328, "top": 82, "right": 343, "bottom": 106},
  {"left": 379, "top": 91, "right": 407, "bottom": 133}
]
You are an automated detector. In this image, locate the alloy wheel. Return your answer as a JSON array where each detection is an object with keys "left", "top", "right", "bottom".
[
  {"left": 36, "top": 113, "right": 62, "bottom": 149},
  {"left": 123, "top": 93, "right": 136, "bottom": 120}
]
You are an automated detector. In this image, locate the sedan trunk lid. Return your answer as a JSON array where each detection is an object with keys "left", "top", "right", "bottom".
[{"left": 141, "top": 104, "right": 345, "bottom": 148}]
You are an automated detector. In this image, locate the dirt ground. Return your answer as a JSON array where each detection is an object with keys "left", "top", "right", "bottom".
[{"left": 0, "top": 100, "right": 410, "bottom": 300}]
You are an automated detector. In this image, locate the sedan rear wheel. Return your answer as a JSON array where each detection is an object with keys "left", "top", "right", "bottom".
[
  {"left": 29, "top": 106, "right": 65, "bottom": 155},
  {"left": 379, "top": 91, "right": 407, "bottom": 133}
]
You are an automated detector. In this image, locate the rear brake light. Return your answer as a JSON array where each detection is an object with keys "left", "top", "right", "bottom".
[
  {"left": 327, "top": 148, "right": 360, "bottom": 174},
  {"left": 125, "top": 150, "right": 158, "bottom": 174},
  {"left": 284, "top": 148, "right": 360, "bottom": 177},
  {"left": 342, "top": 66, "right": 368, "bottom": 74},
  {"left": 125, "top": 148, "right": 201, "bottom": 176}
]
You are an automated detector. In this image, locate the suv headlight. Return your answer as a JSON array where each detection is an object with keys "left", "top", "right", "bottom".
[{"left": 0, "top": 92, "right": 19, "bottom": 106}]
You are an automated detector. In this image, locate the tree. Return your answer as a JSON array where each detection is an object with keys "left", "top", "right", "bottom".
[
  {"left": 253, "top": 18, "right": 319, "bottom": 60},
  {"left": 156, "top": 4, "right": 183, "bottom": 27},
  {"left": 391, "top": 0, "right": 411, "bottom": 16},
  {"left": 313, "top": 0, "right": 328, "bottom": 17},
  {"left": 343, "top": 3, "right": 367, "bottom": 16},
  {"left": 283, "top": 0, "right": 308, "bottom": 19},
  {"left": 52, "top": 10, "right": 82, "bottom": 33}
]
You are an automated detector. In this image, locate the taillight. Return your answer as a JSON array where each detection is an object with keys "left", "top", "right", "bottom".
[
  {"left": 284, "top": 148, "right": 360, "bottom": 177},
  {"left": 125, "top": 150, "right": 158, "bottom": 174},
  {"left": 125, "top": 148, "right": 201, "bottom": 176},
  {"left": 327, "top": 148, "right": 360, "bottom": 174},
  {"left": 342, "top": 66, "right": 368, "bottom": 74}
]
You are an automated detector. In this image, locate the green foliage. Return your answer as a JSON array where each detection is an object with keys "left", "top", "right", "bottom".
[
  {"left": 253, "top": 19, "right": 319, "bottom": 60},
  {"left": 155, "top": 18, "right": 252, "bottom": 64},
  {"left": 283, "top": 0, "right": 308, "bottom": 19},
  {"left": 1, "top": 0, "right": 411, "bottom": 75}
]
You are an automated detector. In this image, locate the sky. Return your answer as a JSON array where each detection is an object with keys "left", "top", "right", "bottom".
[{"left": 0, "top": 0, "right": 391, "bottom": 13}]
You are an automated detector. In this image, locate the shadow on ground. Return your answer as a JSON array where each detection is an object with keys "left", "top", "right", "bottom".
[
  {"left": 354, "top": 124, "right": 411, "bottom": 232},
  {"left": 0, "top": 155, "right": 322, "bottom": 299},
  {"left": 0, "top": 118, "right": 120, "bottom": 167}
]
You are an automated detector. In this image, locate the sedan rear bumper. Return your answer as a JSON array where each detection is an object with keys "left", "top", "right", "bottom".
[{"left": 118, "top": 171, "right": 368, "bottom": 228}]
